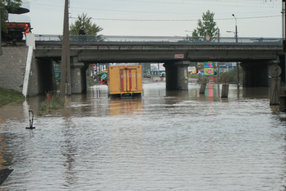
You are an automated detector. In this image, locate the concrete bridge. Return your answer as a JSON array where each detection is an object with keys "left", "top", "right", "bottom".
[{"left": 0, "top": 34, "right": 284, "bottom": 96}]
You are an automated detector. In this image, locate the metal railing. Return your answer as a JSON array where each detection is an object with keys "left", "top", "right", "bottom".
[{"left": 34, "top": 34, "right": 283, "bottom": 46}]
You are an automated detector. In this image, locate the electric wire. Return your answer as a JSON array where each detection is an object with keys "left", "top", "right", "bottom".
[{"left": 69, "top": 14, "right": 281, "bottom": 22}]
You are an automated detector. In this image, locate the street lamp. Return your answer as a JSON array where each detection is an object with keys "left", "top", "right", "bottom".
[
  {"left": 232, "top": 14, "right": 240, "bottom": 88},
  {"left": 232, "top": 14, "right": 238, "bottom": 43}
]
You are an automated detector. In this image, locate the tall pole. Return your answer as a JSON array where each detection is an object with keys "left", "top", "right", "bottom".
[
  {"left": 232, "top": 14, "right": 239, "bottom": 88},
  {"left": 60, "top": 0, "right": 71, "bottom": 96},
  {"left": 0, "top": 7, "right": 3, "bottom": 56},
  {"left": 283, "top": 1, "right": 285, "bottom": 39},
  {"left": 283, "top": 0, "right": 286, "bottom": 83},
  {"left": 232, "top": 14, "right": 238, "bottom": 43}
]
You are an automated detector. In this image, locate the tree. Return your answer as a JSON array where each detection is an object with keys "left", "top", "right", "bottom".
[
  {"left": 191, "top": 10, "right": 219, "bottom": 41},
  {"left": 70, "top": 13, "right": 103, "bottom": 40},
  {"left": 1, "top": 0, "right": 22, "bottom": 32},
  {"left": 1, "top": 0, "right": 22, "bottom": 12}
]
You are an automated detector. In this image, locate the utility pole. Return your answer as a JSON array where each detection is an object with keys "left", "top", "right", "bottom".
[
  {"left": 0, "top": 7, "right": 3, "bottom": 56},
  {"left": 283, "top": 1, "right": 285, "bottom": 39},
  {"left": 283, "top": 0, "right": 286, "bottom": 83},
  {"left": 60, "top": 0, "right": 71, "bottom": 96}
]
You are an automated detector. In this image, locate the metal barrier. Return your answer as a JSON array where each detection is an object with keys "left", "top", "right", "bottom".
[{"left": 34, "top": 34, "right": 283, "bottom": 46}]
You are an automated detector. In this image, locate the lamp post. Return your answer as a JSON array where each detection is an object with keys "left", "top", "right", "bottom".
[
  {"left": 232, "top": 14, "right": 238, "bottom": 43},
  {"left": 232, "top": 14, "right": 240, "bottom": 88}
]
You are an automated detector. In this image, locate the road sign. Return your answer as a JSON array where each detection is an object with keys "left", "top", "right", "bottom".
[{"left": 174, "top": 54, "right": 184, "bottom": 59}]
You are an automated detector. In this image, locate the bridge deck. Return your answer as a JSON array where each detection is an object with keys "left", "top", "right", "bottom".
[{"left": 34, "top": 35, "right": 283, "bottom": 63}]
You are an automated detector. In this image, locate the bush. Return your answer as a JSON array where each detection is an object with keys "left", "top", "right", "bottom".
[
  {"left": 218, "top": 68, "right": 243, "bottom": 84},
  {"left": 0, "top": 87, "right": 25, "bottom": 107},
  {"left": 39, "top": 94, "right": 65, "bottom": 115}
]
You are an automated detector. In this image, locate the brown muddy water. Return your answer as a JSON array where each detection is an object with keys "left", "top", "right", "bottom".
[{"left": 0, "top": 83, "right": 286, "bottom": 191}]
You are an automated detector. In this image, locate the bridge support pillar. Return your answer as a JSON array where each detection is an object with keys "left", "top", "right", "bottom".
[
  {"left": 29, "top": 58, "right": 57, "bottom": 95},
  {"left": 164, "top": 61, "right": 190, "bottom": 90},
  {"left": 268, "top": 63, "right": 281, "bottom": 105},
  {"left": 71, "top": 58, "right": 87, "bottom": 94},
  {"left": 240, "top": 61, "right": 269, "bottom": 87}
]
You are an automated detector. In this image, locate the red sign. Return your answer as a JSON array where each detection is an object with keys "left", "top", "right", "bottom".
[{"left": 174, "top": 54, "right": 184, "bottom": 59}]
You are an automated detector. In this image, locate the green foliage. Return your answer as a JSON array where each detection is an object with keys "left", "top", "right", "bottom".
[
  {"left": 191, "top": 10, "right": 219, "bottom": 40},
  {"left": 70, "top": 13, "right": 103, "bottom": 37},
  {"left": 1, "top": 0, "right": 22, "bottom": 33},
  {"left": 218, "top": 67, "right": 243, "bottom": 84},
  {"left": 0, "top": 87, "right": 24, "bottom": 107},
  {"left": 39, "top": 94, "right": 64, "bottom": 115},
  {"left": 1, "top": 0, "right": 22, "bottom": 12}
]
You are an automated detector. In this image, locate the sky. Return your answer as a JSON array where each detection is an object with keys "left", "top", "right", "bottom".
[{"left": 19, "top": 0, "right": 283, "bottom": 38}]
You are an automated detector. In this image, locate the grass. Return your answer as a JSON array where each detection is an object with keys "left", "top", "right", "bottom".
[
  {"left": 0, "top": 87, "right": 25, "bottom": 107},
  {"left": 39, "top": 94, "right": 65, "bottom": 115}
]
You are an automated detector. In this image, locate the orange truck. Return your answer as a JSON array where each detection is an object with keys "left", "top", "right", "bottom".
[{"left": 108, "top": 65, "right": 143, "bottom": 97}]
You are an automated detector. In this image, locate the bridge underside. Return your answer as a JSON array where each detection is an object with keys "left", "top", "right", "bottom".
[
  {"left": 29, "top": 59, "right": 286, "bottom": 97},
  {"left": 164, "top": 61, "right": 189, "bottom": 90},
  {"left": 27, "top": 42, "right": 284, "bottom": 96},
  {"left": 28, "top": 57, "right": 89, "bottom": 96},
  {"left": 241, "top": 61, "right": 270, "bottom": 87},
  {"left": 28, "top": 58, "right": 286, "bottom": 96}
]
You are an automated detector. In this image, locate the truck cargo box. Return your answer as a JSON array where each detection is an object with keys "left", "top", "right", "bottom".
[{"left": 108, "top": 65, "right": 143, "bottom": 96}]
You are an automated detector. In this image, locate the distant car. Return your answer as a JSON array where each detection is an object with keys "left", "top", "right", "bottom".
[
  {"left": 160, "top": 72, "right": 165, "bottom": 78},
  {"left": 144, "top": 73, "right": 151, "bottom": 78}
]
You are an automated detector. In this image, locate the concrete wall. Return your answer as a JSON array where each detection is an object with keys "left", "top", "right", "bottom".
[
  {"left": 0, "top": 46, "right": 28, "bottom": 92},
  {"left": 27, "top": 56, "right": 40, "bottom": 96},
  {"left": 0, "top": 45, "right": 55, "bottom": 97}
]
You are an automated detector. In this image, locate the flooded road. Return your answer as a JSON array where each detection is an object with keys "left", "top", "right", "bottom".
[{"left": 0, "top": 83, "right": 286, "bottom": 191}]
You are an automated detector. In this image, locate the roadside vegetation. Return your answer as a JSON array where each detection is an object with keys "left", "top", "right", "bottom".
[
  {"left": 218, "top": 68, "right": 243, "bottom": 84},
  {"left": 70, "top": 13, "right": 103, "bottom": 41},
  {"left": 0, "top": 87, "right": 25, "bottom": 107},
  {"left": 189, "top": 67, "right": 243, "bottom": 84},
  {"left": 39, "top": 94, "right": 65, "bottom": 115}
]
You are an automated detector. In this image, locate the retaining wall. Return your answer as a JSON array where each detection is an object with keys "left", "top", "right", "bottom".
[{"left": 0, "top": 46, "right": 28, "bottom": 92}]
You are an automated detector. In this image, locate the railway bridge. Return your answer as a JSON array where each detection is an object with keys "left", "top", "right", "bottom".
[{"left": 0, "top": 34, "right": 284, "bottom": 96}]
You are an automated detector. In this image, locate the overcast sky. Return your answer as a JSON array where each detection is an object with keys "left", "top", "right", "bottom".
[{"left": 22, "top": 0, "right": 282, "bottom": 37}]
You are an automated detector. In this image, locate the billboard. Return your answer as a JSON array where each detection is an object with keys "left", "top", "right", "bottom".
[{"left": 203, "top": 61, "right": 214, "bottom": 76}]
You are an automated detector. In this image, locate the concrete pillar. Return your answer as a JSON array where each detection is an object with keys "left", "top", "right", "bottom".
[
  {"left": 269, "top": 64, "right": 281, "bottom": 105},
  {"left": 221, "top": 84, "right": 229, "bottom": 98},
  {"left": 278, "top": 55, "right": 286, "bottom": 84},
  {"left": 71, "top": 58, "right": 87, "bottom": 94},
  {"left": 240, "top": 61, "right": 269, "bottom": 87},
  {"left": 199, "top": 79, "right": 207, "bottom": 94},
  {"left": 164, "top": 61, "right": 190, "bottom": 91}
]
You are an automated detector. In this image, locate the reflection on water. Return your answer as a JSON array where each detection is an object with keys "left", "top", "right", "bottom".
[
  {"left": 109, "top": 98, "right": 143, "bottom": 116},
  {"left": 0, "top": 83, "right": 286, "bottom": 191}
]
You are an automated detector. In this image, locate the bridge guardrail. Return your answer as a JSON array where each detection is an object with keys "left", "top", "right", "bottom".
[{"left": 34, "top": 34, "right": 283, "bottom": 46}]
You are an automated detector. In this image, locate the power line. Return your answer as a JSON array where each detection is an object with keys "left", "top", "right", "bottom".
[{"left": 73, "top": 15, "right": 281, "bottom": 22}]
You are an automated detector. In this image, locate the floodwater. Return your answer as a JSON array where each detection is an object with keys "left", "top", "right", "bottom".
[{"left": 0, "top": 82, "right": 286, "bottom": 191}]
